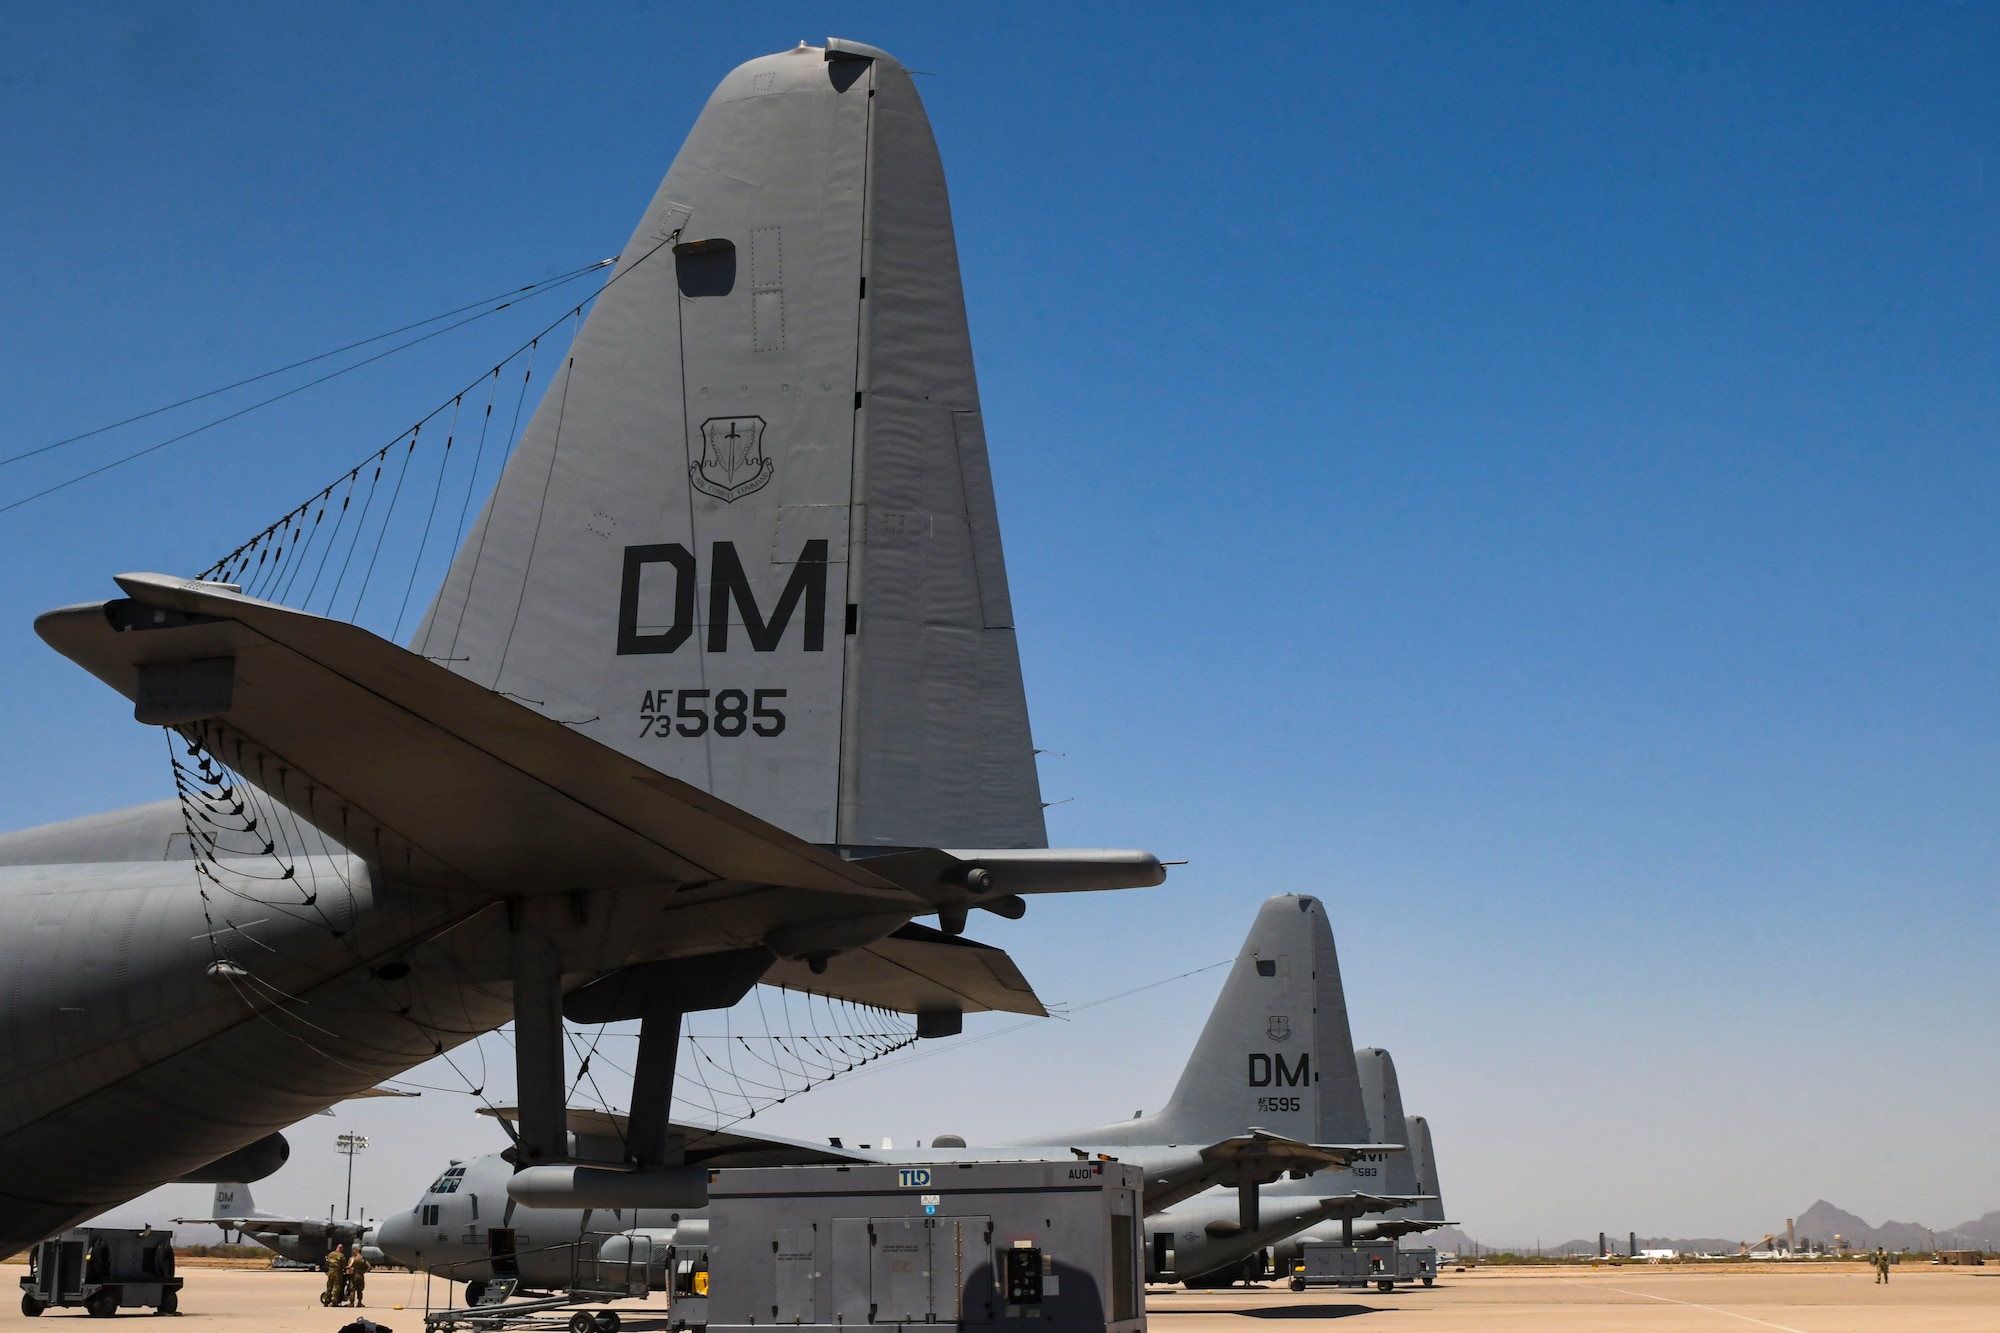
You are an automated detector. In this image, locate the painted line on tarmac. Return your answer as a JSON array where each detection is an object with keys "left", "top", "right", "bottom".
[{"left": 1602, "top": 1285, "right": 1810, "bottom": 1333}]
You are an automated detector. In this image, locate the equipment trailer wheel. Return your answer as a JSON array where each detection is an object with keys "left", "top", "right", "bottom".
[
  {"left": 593, "top": 1313, "right": 621, "bottom": 1332},
  {"left": 1288, "top": 1276, "right": 1305, "bottom": 1292},
  {"left": 1422, "top": 1277, "right": 1433, "bottom": 1287},
  {"left": 569, "top": 1313, "right": 599, "bottom": 1333},
  {"left": 22, "top": 1292, "right": 46, "bottom": 1316},
  {"left": 156, "top": 1290, "right": 178, "bottom": 1314},
  {"left": 1376, "top": 1280, "right": 1393, "bottom": 1293},
  {"left": 85, "top": 1289, "right": 119, "bottom": 1317}
]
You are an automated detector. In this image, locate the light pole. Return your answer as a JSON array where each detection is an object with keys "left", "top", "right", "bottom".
[{"left": 335, "top": 1133, "right": 368, "bottom": 1221}]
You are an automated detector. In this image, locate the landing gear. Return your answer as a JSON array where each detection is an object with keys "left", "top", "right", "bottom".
[{"left": 463, "top": 1281, "right": 488, "bottom": 1307}]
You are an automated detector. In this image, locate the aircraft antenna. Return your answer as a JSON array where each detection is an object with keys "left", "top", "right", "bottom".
[
  {"left": 523, "top": 987, "right": 920, "bottom": 1155},
  {"left": 189, "top": 230, "right": 683, "bottom": 654},
  {"left": 0, "top": 259, "right": 632, "bottom": 529}
]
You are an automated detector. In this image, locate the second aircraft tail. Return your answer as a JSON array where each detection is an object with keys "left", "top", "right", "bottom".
[{"left": 1051, "top": 895, "right": 1371, "bottom": 1148}]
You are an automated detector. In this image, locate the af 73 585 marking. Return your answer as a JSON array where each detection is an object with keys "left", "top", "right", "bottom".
[{"left": 638, "top": 688, "right": 787, "bottom": 738}]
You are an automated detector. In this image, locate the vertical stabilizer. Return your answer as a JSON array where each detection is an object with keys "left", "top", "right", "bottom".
[
  {"left": 1405, "top": 1114, "right": 1445, "bottom": 1222},
  {"left": 415, "top": 41, "right": 1043, "bottom": 848},
  {"left": 1056, "top": 895, "right": 1370, "bottom": 1147},
  {"left": 212, "top": 1182, "right": 262, "bottom": 1219},
  {"left": 1356, "top": 1048, "right": 1419, "bottom": 1194}
]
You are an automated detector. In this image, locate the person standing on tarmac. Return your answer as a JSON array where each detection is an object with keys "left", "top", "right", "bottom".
[
  {"left": 1874, "top": 1247, "right": 1890, "bottom": 1283},
  {"left": 347, "top": 1248, "right": 371, "bottom": 1306},
  {"left": 322, "top": 1242, "right": 349, "bottom": 1306}
]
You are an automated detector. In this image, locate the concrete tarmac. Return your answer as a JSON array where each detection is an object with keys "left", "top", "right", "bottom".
[
  {"left": 3, "top": 1260, "right": 1996, "bottom": 1330},
  {"left": 1150, "top": 1263, "right": 1999, "bottom": 1332}
]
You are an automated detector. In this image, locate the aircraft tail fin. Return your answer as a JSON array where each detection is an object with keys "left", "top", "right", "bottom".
[
  {"left": 211, "top": 1182, "right": 264, "bottom": 1220},
  {"left": 1356, "top": 1048, "right": 1419, "bottom": 1194},
  {"left": 412, "top": 40, "right": 1043, "bottom": 849},
  {"left": 1405, "top": 1114, "right": 1445, "bottom": 1222},
  {"left": 1066, "top": 895, "right": 1369, "bottom": 1148}
]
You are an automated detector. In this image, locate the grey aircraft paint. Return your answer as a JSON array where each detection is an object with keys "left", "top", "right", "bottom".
[
  {"left": 1269, "top": 1112, "right": 1450, "bottom": 1263},
  {"left": 0, "top": 40, "right": 1161, "bottom": 1253},
  {"left": 175, "top": 1182, "right": 377, "bottom": 1267},
  {"left": 1017, "top": 893, "right": 1372, "bottom": 1152},
  {"left": 1355, "top": 1048, "right": 1420, "bottom": 1198},
  {"left": 1153, "top": 1103, "right": 1451, "bottom": 1284},
  {"left": 414, "top": 37, "right": 1043, "bottom": 850},
  {"left": 376, "top": 1154, "right": 694, "bottom": 1293},
  {"left": 375, "top": 895, "right": 1410, "bottom": 1290}
]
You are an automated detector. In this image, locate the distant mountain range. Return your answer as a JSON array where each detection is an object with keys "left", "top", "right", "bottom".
[
  {"left": 1429, "top": 1201, "right": 2000, "bottom": 1255},
  {"left": 1789, "top": 1199, "right": 2000, "bottom": 1251}
]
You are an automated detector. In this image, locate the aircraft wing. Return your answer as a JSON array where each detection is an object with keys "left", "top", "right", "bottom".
[
  {"left": 762, "top": 922, "right": 1046, "bottom": 1017},
  {"left": 1141, "top": 1132, "right": 1393, "bottom": 1214},
  {"left": 36, "top": 575, "right": 913, "bottom": 901},
  {"left": 478, "top": 1105, "right": 874, "bottom": 1167}
]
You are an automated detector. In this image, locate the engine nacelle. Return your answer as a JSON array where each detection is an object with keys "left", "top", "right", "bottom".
[
  {"left": 507, "top": 1164, "right": 707, "bottom": 1210},
  {"left": 173, "top": 1132, "right": 290, "bottom": 1183}
]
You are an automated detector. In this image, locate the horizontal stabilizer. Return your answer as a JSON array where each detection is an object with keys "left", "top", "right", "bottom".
[
  {"left": 1142, "top": 1131, "right": 1391, "bottom": 1214},
  {"left": 853, "top": 847, "right": 1166, "bottom": 898},
  {"left": 762, "top": 922, "right": 1046, "bottom": 1017},
  {"left": 36, "top": 575, "right": 910, "bottom": 901},
  {"left": 560, "top": 926, "right": 1046, "bottom": 1019},
  {"left": 1364, "top": 1216, "right": 1454, "bottom": 1239},
  {"left": 170, "top": 1214, "right": 365, "bottom": 1241},
  {"left": 1316, "top": 1193, "right": 1426, "bottom": 1222},
  {"left": 478, "top": 1105, "right": 869, "bottom": 1168}
]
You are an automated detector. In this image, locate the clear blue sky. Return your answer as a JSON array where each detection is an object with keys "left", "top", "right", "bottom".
[{"left": 4, "top": 2, "right": 1997, "bottom": 1244}]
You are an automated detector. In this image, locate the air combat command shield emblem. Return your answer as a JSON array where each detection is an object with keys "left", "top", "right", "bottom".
[{"left": 691, "top": 415, "right": 774, "bottom": 502}]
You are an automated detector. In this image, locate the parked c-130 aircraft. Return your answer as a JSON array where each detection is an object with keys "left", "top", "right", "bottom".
[
  {"left": 174, "top": 1183, "right": 380, "bottom": 1269},
  {"left": 367, "top": 895, "right": 1417, "bottom": 1291},
  {"left": 0, "top": 39, "right": 1169, "bottom": 1252}
]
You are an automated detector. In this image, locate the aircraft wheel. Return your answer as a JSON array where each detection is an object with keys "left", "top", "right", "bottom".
[
  {"left": 595, "top": 1312, "right": 622, "bottom": 1333},
  {"left": 463, "top": 1281, "right": 487, "bottom": 1307},
  {"left": 85, "top": 1289, "right": 119, "bottom": 1317},
  {"left": 568, "top": 1312, "right": 599, "bottom": 1333},
  {"left": 21, "top": 1292, "right": 46, "bottom": 1316}
]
